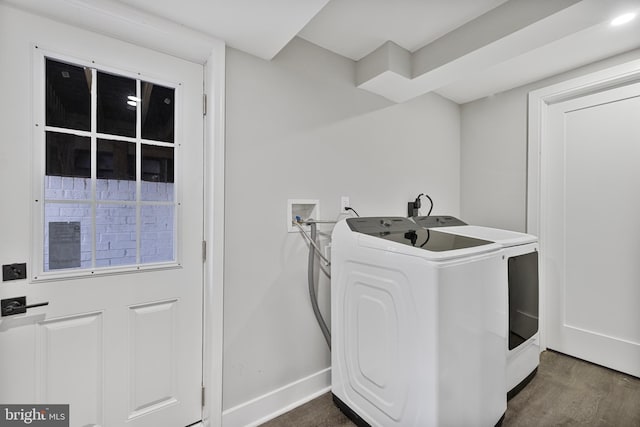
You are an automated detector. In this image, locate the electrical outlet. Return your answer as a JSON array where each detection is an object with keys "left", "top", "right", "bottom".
[{"left": 341, "top": 196, "right": 350, "bottom": 212}]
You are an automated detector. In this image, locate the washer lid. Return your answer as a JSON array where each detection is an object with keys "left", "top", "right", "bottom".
[
  {"left": 437, "top": 225, "right": 537, "bottom": 247},
  {"left": 346, "top": 217, "right": 498, "bottom": 260}
]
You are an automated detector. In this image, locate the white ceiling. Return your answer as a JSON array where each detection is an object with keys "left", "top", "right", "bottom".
[
  {"left": 6, "top": 0, "right": 640, "bottom": 104},
  {"left": 436, "top": 14, "right": 640, "bottom": 103},
  {"left": 297, "top": 0, "right": 510, "bottom": 61},
  {"left": 114, "top": 0, "right": 330, "bottom": 60},
  {"left": 298, "top": 0, "right": 640, "bottom": 104}
]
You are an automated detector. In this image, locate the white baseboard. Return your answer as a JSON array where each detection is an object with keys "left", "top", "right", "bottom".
[{"left": 222, "top": 367, "right": 331, "bottom": 427}]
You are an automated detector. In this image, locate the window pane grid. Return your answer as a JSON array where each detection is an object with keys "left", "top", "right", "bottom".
[{"left": 43, "top": 57, "right": 177, "bottom": 273}]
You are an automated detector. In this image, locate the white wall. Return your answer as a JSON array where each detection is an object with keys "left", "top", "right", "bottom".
[
  {"left": 224, "top": 37, "right": 461, "bottom": 419},
  {"left": 460, "top": 48, "right": 640, "bottom": 232}
]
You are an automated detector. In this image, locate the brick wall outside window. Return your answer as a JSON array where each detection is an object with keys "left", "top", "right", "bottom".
[{"left": 44, "top": 176, "right": 174, "bottom": 270}]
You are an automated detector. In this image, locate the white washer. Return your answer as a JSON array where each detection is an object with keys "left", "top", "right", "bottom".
[
  {"left": 331, "top": 217, "right": 507, "bottom": 427},
  {"left": 413, "top": 216, "right": 539, "bottom": 398}
]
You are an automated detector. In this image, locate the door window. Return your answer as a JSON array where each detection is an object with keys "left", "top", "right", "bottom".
[{"left": 39, "top": 57, "right": 178, "bottom": 274}]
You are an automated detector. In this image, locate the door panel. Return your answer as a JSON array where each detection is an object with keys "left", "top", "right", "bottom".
[
  {"left": 38, "top": 313, "right": 103, "bottom": 425},
  {"left": 546, "top": 83, "right": 640, "bottom": 377},
  {"left": 128, "top": 300, "right": 178, "bottom": 418},
  {"left": 0, "top": 7, "right": 204, "bottom": 427}
]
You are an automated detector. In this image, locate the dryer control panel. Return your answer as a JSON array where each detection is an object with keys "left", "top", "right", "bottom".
[
  {"left": 346, "top": 217, "right": 416, "bottom": 234},
  {"left": 412, "top": 215, "right": 467, "bottom": 228}
]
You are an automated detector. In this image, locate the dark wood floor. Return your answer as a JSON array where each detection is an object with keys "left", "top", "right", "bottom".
[{"left": 261, "top": 351, "right": 640, "bottom": 426}]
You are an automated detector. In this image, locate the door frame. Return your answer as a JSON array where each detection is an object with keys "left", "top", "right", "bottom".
[
  {"left": 204, "top": 43, "right": 226, "bottom": 427},
  {"left": 527, "top": 57, "right": 640, "bottom": 352}
]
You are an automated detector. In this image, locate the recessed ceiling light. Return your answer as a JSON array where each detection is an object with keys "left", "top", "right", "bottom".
[
  {"left": 127, "top": 95, "right": 141, "bottom": 102},
  {"left": 611, "top": 12, "right": 636, "bottom": 26},
  {"left": 127, "top": 100, "right": 137, "bottom": 107}
]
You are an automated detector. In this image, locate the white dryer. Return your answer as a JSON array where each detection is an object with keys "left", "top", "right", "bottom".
[
  {"left": 413, "top": 216, "right": 539, "bottom": 398},
  {"left": 331, "top": 217, "right": 507, "bottom": 427}
]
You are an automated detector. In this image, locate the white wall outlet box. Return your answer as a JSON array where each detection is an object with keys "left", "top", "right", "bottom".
[
  {"left": 340, "top": 196, "right": 350, "bottom": 212},
  {"left": 287, "top": 199, "right": 320, "bottom": 233}
]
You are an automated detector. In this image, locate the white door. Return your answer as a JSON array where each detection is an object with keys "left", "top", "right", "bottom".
[
  {"left": 545, "top": 81, "right": 640, "bottom": 377},
  {"left": 0, "top": 9, "right": 204, "bottom": 427}
]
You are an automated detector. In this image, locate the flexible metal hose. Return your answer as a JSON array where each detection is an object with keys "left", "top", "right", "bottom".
[{"left": 308, "top": 222, "right": 331, "bottom": 349}]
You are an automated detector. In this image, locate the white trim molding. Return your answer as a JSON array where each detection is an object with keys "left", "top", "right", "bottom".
[
  {"left": 221, "top": 368, "right": 331, "bottom": 427},
  {"left": 203, "top": 41, "right": 226, "bottom": 427},
  {"left": 527, "top": 57, "right": 640, "bottom": 351}
]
